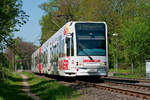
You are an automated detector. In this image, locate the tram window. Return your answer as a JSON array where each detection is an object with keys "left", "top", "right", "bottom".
[
  {"left": 50, "top": 48, "right": 52, "bottom": 58},
  {"left": 43, "top": 52, "right": 45, "bottom": 64},
  {"left": 71, "top": 37, "right": 74, "bottom": 56},
  {"left": 61, "top": 39, "right": 64, "bottom": 57},
  {"left": 58, "top": 41, "right": 61, "bottom": 57},
  {"left": 66, "top": 37, "right": 74, "bottom": 56},
  {"left": 45, "top": 51, "right": 47, "bottom": 64},
  {"left": 46, "top": 50, "right": 48, "bottom": 63},
  {"left": 37, "top": 54, "right": 39, "bottom": 64},
  {"left": 35, "top": 56, "right": 38, "bottom": 66},
  {"left": 66, "top": 38, "right": 70, "bottom": 56},
  {"left": 40, "top": 53, "right": 42, "bottom": 63}
]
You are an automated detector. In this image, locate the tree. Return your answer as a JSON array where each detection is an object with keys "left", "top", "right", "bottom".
[
  {"left": 39, "top": 0, "right": 80, "bottom": 44},
  {"left": 0, "top": 0, "right": 28, "bottom": 80},
  {"left": 16, "top": 40, "right": 37, "bottom": 70},
  {"left": 120, "top": 18, "right": 150, "bottom": 67},
  {"left": 39, "top": 0, "right": 150, "bottom": 70},
  {"left": 0, "top": 0, "right": 28, "bottom": 51},
  {"left": 5, "top": 38, "right": 37, "bottom": 70}
]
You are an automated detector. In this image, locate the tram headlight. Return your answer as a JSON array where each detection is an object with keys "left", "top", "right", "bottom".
[{"left": 101, "top": 62, "right": 107, "bottom": 66}]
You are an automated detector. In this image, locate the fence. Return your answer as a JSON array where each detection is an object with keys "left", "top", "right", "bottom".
[{"left": 114, "top": 63, "right": 134, "bottom": 73}]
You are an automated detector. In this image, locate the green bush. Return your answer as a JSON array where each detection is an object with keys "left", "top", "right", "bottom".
[{"left": 0, "top": 67, "right": 11, "bottom": 81}]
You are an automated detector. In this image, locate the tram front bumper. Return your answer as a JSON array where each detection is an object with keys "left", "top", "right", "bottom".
[{"left": 76, "top": 67, "right": 107, "bottom": 76}]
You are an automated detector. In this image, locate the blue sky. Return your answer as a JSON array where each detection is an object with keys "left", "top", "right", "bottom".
[{"left": 14, "top": 0, "right": 47, "bottom": 45}]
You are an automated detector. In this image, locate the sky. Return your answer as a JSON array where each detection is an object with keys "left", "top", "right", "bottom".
[{"left": 14, "top": 0, "right": 47, "bottom": 45}]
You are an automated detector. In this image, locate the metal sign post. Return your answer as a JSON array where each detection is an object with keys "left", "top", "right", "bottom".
[{"left": 146, "top": 60, "right": 150, "bottom": 79}]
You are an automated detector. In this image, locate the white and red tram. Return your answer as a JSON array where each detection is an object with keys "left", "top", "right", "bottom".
[{"left": 31, "top": 21, "right": 108, "bottom": 77}]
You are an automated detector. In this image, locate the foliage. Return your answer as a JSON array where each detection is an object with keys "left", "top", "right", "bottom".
[
  {"left": 0, "top": 67, "right": 10, "bottom": 81},
  {"left": 5, "top": 38, "right": 37, "bottom": 70},
  {"left": 0, "top": 53, "right": 8, "bottom": 67},
  {"left": 0, "top": 0, "right": 28, "bottom": 50},
  {"left": 39, "top": 14, "right": 59, "bottom": 44},
  {"left": 0, "top": 0, "right": 28, "bottom": 79},
  {"left": 39, "top": 0, "right": 80, "bottom": 44},
  {"left": 39, "top": 0, "right": 150, "bottom": 72},
  {"left": 113, "top": 64, "right": 146, "bottom": 78},
  {"left": 120, "top": 18, "right": 150, "bottom": 66},
  {"left": 0, "top": 53, "right": 9, "bottom": 81}
]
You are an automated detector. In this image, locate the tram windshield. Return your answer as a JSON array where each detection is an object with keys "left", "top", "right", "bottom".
[{"left": 75, "top": 23, "right": 106, "bottom": 56}]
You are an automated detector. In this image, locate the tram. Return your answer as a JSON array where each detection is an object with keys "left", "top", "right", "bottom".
[{"left": 31, "top": 21, "right": 108, "bottom": 77}]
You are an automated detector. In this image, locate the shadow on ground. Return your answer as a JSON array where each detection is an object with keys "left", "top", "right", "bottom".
[
  {"left": 8, "top": 76, "right": 33, "bottom": 82},
  {"left": 29, "top": 76, "right": 79, "bottom": 100},
  {"left": 0, "top": 75, "right": 33, "bottom": 100}
]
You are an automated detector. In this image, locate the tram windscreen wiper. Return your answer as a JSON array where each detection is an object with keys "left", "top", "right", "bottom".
[{"left": 78, "top": 42, "right": 93, "bottom": 60}]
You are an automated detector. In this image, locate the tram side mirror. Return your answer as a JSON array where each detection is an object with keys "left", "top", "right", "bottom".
[{"left": 66, "top": 33, "right": 72, "bottom": 38}]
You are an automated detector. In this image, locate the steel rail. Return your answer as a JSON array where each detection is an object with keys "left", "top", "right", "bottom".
[
  {"left": 76, "top": 81, "right": 150, "bottom": 99},
  {"left": 104, "top": 81, "right": 150, "bottom": 90},
  {"left": 103, "top": 77, "right": 150, "bottom": 83},
  {"left": 95, "top": 84, "right": 150, "bottom": 99}
]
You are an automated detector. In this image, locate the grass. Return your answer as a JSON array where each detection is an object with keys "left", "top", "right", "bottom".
[
  {"left": 109, "top": 67, "right": 146, "bottom": 79},
  {"left": 109, "top": 68, "right": 132, "bottom": 73},
  {"left": 0, "top": 72, "right": 33, "bottom": 100},
  {"left": 113, "top": 73, "right": 145, "bottom": 79},
  {"left": 22, "top": 72, "right": 80, "bottom": 100}
]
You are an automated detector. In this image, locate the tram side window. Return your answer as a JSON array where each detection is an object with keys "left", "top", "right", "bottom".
[
  {"left": 43, "top": 50, "right": 47, "bottom": 67},
  {"left": 32, "top": 57, "right": 33, "bottom": 67},
  {"left": 53, "top": 45, "right": 56, "bottom": 57},
  {"left": 40, "top": 53, "right": 43, "bottom": 63},
  {"left": 35, "top": 56, "right": 38, "bottom": 66},
  {"left": 66, "top": 38, "right": 70, "bottom": 56},
  {"left": 66, "top": 37, "right": 74, "bottom": 56},
  {"left": 36, "top": 56, "right": 38, "bottom": 66},
  {"left": 58, "top": 40, "right": 61, "bottom": 57},
  {"left": 43, "top": 52, "right": 45, "bottom": 65},
  {"left": 50, "top": 48, "right": 52, "bottom": 59},
  {"left": 60, "top": 39, "right": 64, "bottom": 57},
  {"left": 71, "top": 37, "right": 74, "bottom": 56},
  {"left": 57, "top": 42, "right": 59, "bottom": 58},
  {"left": 55, "top": 43, "right": 58, "bottom": 58},
  {"left": 45, "top": 50, "right": 48, "bottom": 64},
  {"left": 33, "top": 57, "right": 35, "bottom": 66},
  {"left": 58, "top": 37, "right": 61, "bottom": 58},
  {"left": 45, "top": 51, "right": 46, "bottom": 64},
  {"left": 51, "top": 47, "right": 53, "bottom": 58}
]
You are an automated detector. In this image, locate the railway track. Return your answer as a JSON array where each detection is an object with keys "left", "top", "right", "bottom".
[
  {"left": 103, "top": 77, "right": 150, "bottom": 83},
  {"left": 76, "top": 81, "right": 150, "bottom": 99},
  {"left": 74, "top": 77, "right": 150, "bottom": 99},
  {"left": 35, "top": 74, "right": 150, "bottom": 99},
  {"left": 57, "top": 77, "right": 150, "bottom": 99},
  {"left": 94, "top": 83, "right": 150, "bottom": 99},
  {"left": 103, "top": 80, "right": 150, "bottom": 91}
]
